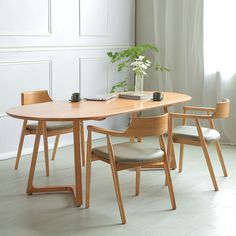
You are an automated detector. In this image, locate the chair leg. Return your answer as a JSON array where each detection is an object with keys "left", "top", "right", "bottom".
[
  {"left": 165, "top": 129, "right": 173, "bottom": 186},
  {"left": 160, "top": 134, "right": 176, "bottom": 206},
  {"left": 163, "top": 161, "right": 176, "bottom": 210},
  {"left": 215, "top": 141, "right": 228, "bottom": 177},
  {"left": 201, "top": 143, "right": 218, "bottom": 191},
  {"left": 130, "top": 137, "right": 135, "bottom": 142},
  {"left": 86, "top": 131, "right": 92, "bottom": 208},
  {"left": 196, "top": 119, "right": 218, "bottom": 191},
  {"left": 51, "top": 135, "right": 60, "bottom": 161},
  {"left": 179, "top": 144, "right": 184, "bottom": 172},
  {"left": 42, "top": 122, "right": 50, "bottom": 177},
  {"left": 170, "top": 142, "right": 177, "bottom": 169},
  {"left": 135, "top": 167, "right": 141, "bottom": 196},
  {"left": 85, "top": 157, "right": 91, "bottom": 208},
  {"left": 15, "top": 120, "right": 27, "bottom": 169},
  {"left": 110, "top": 165, "right": 126, "bottom": 224},
  {"left": 80, "top": 121, "right": 86, "bottom": 167},
  {"left": 107, "top": 135, "right": 126, "bottom": 224},
  {"left": 135, "top": 135, "right": 141, "bottom": 195}
]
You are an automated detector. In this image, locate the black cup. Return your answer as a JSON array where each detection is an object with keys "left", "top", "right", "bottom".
[
  {"left": 153, "top": 91, "right": 163, "bottom": 101},
  {"left": 71, "top": 92, "right": 80, "bottom": 102}
]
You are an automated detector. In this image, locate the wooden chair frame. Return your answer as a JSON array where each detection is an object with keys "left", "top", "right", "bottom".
[
  {"left": 169, "top": 98, "right": 230, "bottom": 191},
  {"left": 85, "top": 114, "right": 176, "bottom": 224},
  {"left": 14, "top": 90, "right": 86, "bottom": 176}
]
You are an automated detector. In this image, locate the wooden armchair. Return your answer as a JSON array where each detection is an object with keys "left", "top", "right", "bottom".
[
  {"left": 14, "top": 90, "right": 86, "bottom": 175},
  {"left": 169, "top": 98, "right": 230, "bottom": 191},
  {"left": 85, "top": 113, "right": 176, "bottom": 224}
]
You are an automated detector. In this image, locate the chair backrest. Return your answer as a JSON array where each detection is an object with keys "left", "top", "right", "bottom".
[
  {"left": 212, "top": 98, "right": 230, "bottom": 119},
  {"left": 21, "top": 90, "right": 52, "bottom": 105},
  {"left": 123, "top": 113, "right": 168, "bottom": 137}
]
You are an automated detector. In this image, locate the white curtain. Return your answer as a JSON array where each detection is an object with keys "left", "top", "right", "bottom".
[
  {"left": 204, "top": 0, "right": 236, "bottom": 144},
  {"left": 150, "top": 0, "right": 204, "bottom": 107},
  {"left": 144, "top": 0, "right": 236, "bottom": 144}
]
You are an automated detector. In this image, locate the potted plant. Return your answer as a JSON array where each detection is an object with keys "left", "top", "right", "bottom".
[{"left": 107, "top": 44, "right": 168, "bottom": 94}]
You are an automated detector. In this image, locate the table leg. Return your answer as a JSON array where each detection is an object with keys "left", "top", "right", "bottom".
[
  {"left": 130, "top": 112, "right": 142, "bottom": 143},
  {"left": 73, "top": 120, "right": 83, "bottom": 206},
  {"left": 164, "top": 106, "right": 176, "bottom": 169},
  {"left": 167, "top": 116, "right": 173, "bottom": 166},
  {"left": 27, "top": 121, "right": 43, "bottom": 193},
  {"left": 26, "top": 121, "right": 74, "bottom": 194},
  {"left": 26, "top": 120, "right": 83, "bottom": 207}
]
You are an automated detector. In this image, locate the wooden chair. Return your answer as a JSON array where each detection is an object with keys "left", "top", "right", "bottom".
[
  {"left": 14, "top": 90, "right": 86, "bottom": 176},
  {"left": 85, "top": 113, "right": 176, "bottom": 224},
  {"left": 169, "top": 98, "right": 230, "bottom": 191}
]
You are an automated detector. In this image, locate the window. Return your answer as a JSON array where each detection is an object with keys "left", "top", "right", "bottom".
[{"left": 204, "top": 0, "right": 236, "bottom": 78}]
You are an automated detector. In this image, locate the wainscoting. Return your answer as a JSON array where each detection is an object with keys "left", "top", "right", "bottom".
[{"left": 0, "top": 0, "right": 135, "bottom": 160}]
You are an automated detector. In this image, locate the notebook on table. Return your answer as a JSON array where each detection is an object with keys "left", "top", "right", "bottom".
[
  {"left": 118, "top": 92, "right": 152, "bottom": 100},
  {"left": 84, "top": 94, "right": 115, "bottom": 101}
]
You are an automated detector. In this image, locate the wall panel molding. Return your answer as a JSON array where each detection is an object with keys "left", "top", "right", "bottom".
[
  {"left": 0, "top": 0, "right": 134, "bottom": 160},
  {"left": 79, "top": 0, "right": 108, "bottom": 36},
  {"left": 0, "top": 45, "right": 133, "bottom": 52},
  {"left": 0, "top": 60, "right": 52, "bottom": 117},
  {"left": 79, "top": 57, "right": 109, "bottom": 96},
  {"left": 0, "top": 0, "right": 51, "bottom": 36}
]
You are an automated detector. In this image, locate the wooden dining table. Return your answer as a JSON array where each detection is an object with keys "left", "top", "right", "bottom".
[{"left": 6, "top": 91, "right": 191, "bottom": 207}]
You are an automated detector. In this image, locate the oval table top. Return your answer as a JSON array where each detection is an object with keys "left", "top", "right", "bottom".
[{"left": 6, "top": 92, "right": 191, "bottom": 121}]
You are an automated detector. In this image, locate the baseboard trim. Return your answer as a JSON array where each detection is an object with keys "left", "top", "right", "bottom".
[
  {"left": 0, "top": 126, "right": 128, "bottom": 161},
  {"left": 0, "top": 140, "right": 74, "bottom": 161}
]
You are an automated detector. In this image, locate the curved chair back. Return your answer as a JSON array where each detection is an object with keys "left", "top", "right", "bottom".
[
  {"left": 123, "top": 113, "right": 168, "bottom": 137},
  {"left": 212, "top": 98, "right": 230, "bottom": 119},
  {"left": 21, "top": 90, "right": 52, "bottom": 105}
]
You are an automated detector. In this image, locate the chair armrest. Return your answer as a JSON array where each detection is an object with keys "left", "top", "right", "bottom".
[
  {"left": 183, "top": 106, "right": 216, "bottom": 113},
  {"left": 87, "top": 125, "right": 124, "bottom": 136},
  {"left": 169, "top": 112, "right": 212, "bottom": 120}
]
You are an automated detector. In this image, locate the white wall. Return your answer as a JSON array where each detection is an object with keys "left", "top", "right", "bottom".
[{"left": 0, "top": 0, "right": 135, "bottom": 160}]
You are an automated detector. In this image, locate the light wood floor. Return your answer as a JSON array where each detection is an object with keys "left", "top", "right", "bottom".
[{"left": 0, "top": 137, "right": 236, "bottom": 236}]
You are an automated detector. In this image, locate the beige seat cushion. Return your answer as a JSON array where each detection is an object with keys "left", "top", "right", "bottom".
[
  {"left": 92, "top": 142, "right": 164, "bottom": 165},
  {"left": 172, "top": 125, "right": 220, "bottom": 143},
  {"left": 27, "top": 121, "right": 73, "bottom": 131}
]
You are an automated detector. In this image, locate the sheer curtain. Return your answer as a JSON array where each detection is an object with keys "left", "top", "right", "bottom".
[
  {"left": 204, "top": 0, "right": 236, "bottom": 144},
  {"left": 146, "top": 0, "right": 236, "bottom": 143},
  {"left": 151, "top": 0, "right": 204, "bottom": 107}
]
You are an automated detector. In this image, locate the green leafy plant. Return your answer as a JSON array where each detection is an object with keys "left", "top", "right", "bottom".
[
  {"left": 107, "top": 44, "right": 169, "bottom": 93},
  {"left": 107, "top": 44, "right": 169, "bottom": 73},
  {"left": 110, "top": 79, "right": 129, "bottom": 93}
]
